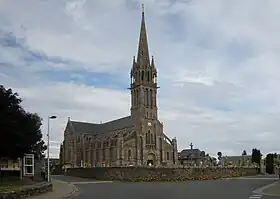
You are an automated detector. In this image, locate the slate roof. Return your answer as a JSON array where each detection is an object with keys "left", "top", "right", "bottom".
[
  {"left": 65, "top": 116, "right": 133, "bottom": 135},
  {"left": 178, "top": 149, "right": 205, "bottom": 159}
]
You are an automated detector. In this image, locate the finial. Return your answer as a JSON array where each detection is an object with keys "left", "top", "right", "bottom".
[
  {"left": 133, "top": 56, "right": 135, "bottom": 61},
  {"left": 142, "top": 4, "right": 144, "bottom": 13}
]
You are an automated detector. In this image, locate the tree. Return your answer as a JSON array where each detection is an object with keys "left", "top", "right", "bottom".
[
  {"left": 242, "top": 150, "right": 247, "bottom": 156},
  {"left": 275, "top": 158, "right": 280, "bottom": 167},
  {"left": 0, "top": 85, "right": 46, "bottom": 159},
  {"left": 266, "top": 153, "right": 274, "bottom": 174},
  {"left": 251, "top": 148, "right": 261, "bottom": 166}
]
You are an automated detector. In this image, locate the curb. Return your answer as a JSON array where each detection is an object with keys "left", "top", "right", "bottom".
[
  {"left": 52, "top": 179, "right": 80, "bottom": 199},
  {"left": 63, "top": 183, "right": 79, "bottom": 199},
  {"left": 253, "top": 180, "right": 280, "bottom": 197}
]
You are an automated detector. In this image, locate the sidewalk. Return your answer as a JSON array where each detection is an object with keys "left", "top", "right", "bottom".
[
  {"left": 27, "top": 179, "right": 78, "bottom": 199},
  {"left": 261, "top": 181, "right": 280, "bottom": 196}
]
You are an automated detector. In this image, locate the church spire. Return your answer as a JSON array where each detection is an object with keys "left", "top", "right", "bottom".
[{"left": 137, "top": 4, "right": 150, "bottom": 67}]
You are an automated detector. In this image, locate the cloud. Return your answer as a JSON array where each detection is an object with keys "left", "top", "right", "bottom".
[{"left": 1, "top": 0, "right": 280, "bottom": 158}]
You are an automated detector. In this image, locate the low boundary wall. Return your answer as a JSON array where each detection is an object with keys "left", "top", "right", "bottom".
[
  {"left": 0, "top": 182, "right": 52, "bottom": 199},
  {"left": 66, "top": 167, "right": 258, "bottom": 182}
]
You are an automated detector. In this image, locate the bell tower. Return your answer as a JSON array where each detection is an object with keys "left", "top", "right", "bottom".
[{"left": 130, "top": 5, "right": 158, "bottom": 122}]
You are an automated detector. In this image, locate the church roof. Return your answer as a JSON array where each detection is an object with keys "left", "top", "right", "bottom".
[
  {"left": 65, "top": 116, "right": 133, "bottom": 135},
  {"left": 178, "top": 149, "right": 206, "bottom": 159}
]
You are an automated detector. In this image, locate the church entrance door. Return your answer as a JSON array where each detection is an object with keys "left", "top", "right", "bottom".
[
  {"left": 147, "top": 153, "right": 156, "bottom": 167},
  {"left": 147, "top": 160, "right": 153, "bottom": 166}
]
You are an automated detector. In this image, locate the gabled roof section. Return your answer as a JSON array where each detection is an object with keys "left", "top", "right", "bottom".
[{"left": 65, "top": 116, "right": 133, "bottom": 135}]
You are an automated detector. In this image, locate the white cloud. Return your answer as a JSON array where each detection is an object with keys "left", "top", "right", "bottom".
[{"left": 1, "top": 0, "right": 280, "bottom": 158}]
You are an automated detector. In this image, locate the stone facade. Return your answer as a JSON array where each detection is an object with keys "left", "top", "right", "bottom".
[
  {"left": 65, "top": 167, "right": 258, "bottom": 182},
  {"left": 60, "top": 7, "right": 178, "bottom": 168}
]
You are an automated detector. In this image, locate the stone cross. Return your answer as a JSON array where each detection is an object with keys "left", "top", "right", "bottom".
[{"left": 190, "top": 142, "right": 193, "bottom": 150}]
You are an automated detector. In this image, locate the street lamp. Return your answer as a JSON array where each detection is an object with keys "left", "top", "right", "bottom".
[{"left": 47, "top": 115, "right": 57, "bottom": 182}]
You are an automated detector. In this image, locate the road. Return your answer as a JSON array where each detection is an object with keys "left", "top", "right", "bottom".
[{"left": 52, "top": 175, "right": 280, "bottom": 199}]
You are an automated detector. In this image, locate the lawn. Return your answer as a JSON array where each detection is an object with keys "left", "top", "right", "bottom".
[
  {"left": 0, "top": 185, "right": 20, "bottom": 191},
  {"left": 0, "top": 176, "right": 36, "bottom": 191}
]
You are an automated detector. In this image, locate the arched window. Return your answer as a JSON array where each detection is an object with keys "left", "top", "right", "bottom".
[
  {"left": 128, "top": 149, "right": 131, "bottom": 160},
  {"left": 140, "top": 137, "right": 143, "bottom": 149},
  {"left": 145, "top": 88, "right": 148, "bottom": 106},
  {"left": 133, "top": 90, "right": 135, "bottom": 106},
  {"left": 140, "top": 136, "right": 143, "bottom": 161},
  {"left": 150, "top": 89, "right": 153, "bottom": 106},
  {"left": 147, "top": 71, "right": 150, "bottom": 81},
  {"left": 145, "top": 88, "right": 149, "bottom": 106},
  {"left": 153, "top": 73, "right": 157, "bottom": 83},
  {"left": 148, "top": 130, "right": 151, "bottom": 144},
  {"left": 141, "top": 71, "right": 144, "bottom": 81}
]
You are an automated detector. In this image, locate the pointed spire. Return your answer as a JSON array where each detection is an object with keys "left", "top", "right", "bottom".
[
  {"left": 151, "top": 56, "right": 155, "bottom": 67},
  {"left": 137, "top": 4, "right": 150, "bottom": 67}
]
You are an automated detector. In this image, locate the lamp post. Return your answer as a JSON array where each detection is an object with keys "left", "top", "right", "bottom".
[{"left": 47, "top": 115, "right": 57, "bottom": 182}]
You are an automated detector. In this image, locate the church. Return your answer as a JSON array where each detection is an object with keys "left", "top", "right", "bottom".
[{"left": 60, "top": 6, "right": 178, "bottom": 168}]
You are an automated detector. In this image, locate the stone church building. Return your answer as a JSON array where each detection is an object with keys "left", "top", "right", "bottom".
[{"left": 60, "top": 6, "right": 178, "bottom": 168}]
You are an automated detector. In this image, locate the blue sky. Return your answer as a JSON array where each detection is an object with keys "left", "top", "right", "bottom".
[{"left": 1, "top": 0, "right": 280, "bottom": 158}]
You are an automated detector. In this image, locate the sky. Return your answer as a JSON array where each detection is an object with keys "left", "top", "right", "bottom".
[{"left": 1, "top": 0, "right": 280, "bottom": 158}]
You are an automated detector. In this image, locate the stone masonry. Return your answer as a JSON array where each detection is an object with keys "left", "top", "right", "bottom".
[
  {"left": 60, "top": 5, "right": 178, "bottom": 168},
  {"left": 65, "top": 167, "right": 259, "bottom": 182}
]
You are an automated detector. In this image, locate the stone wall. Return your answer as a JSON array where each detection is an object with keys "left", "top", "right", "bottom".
[
  {"left": 66, "top": 167, "right": 258, "bottom": 182},
  {"left": 0, "top": 182, "right": 52, "bottom": 199}
]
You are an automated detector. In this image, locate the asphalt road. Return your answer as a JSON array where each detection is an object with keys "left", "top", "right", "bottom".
[{"left": 52, "top": 175, "right": 280, "bottom": 199}]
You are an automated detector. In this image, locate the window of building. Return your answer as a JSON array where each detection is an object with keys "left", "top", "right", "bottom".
[
  {"left": 128, "top": 149, "right": 131, "bottom": 160},
  {"left": 148, "top": 130, "right": 151, "bottom": 144}
]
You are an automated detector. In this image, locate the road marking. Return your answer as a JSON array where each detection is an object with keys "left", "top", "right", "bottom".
[
  {"left": 236, "top": 177, "right": 278, "bottom": 180},
  {"left": 72, "top": 181, "right": 113, "bottom": 185},
  {"left": 249, "top": 194, "right": 262, "bottom": 199},
  {"left": 253, "top": 181, "right": 280, "bottom": 197}
]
